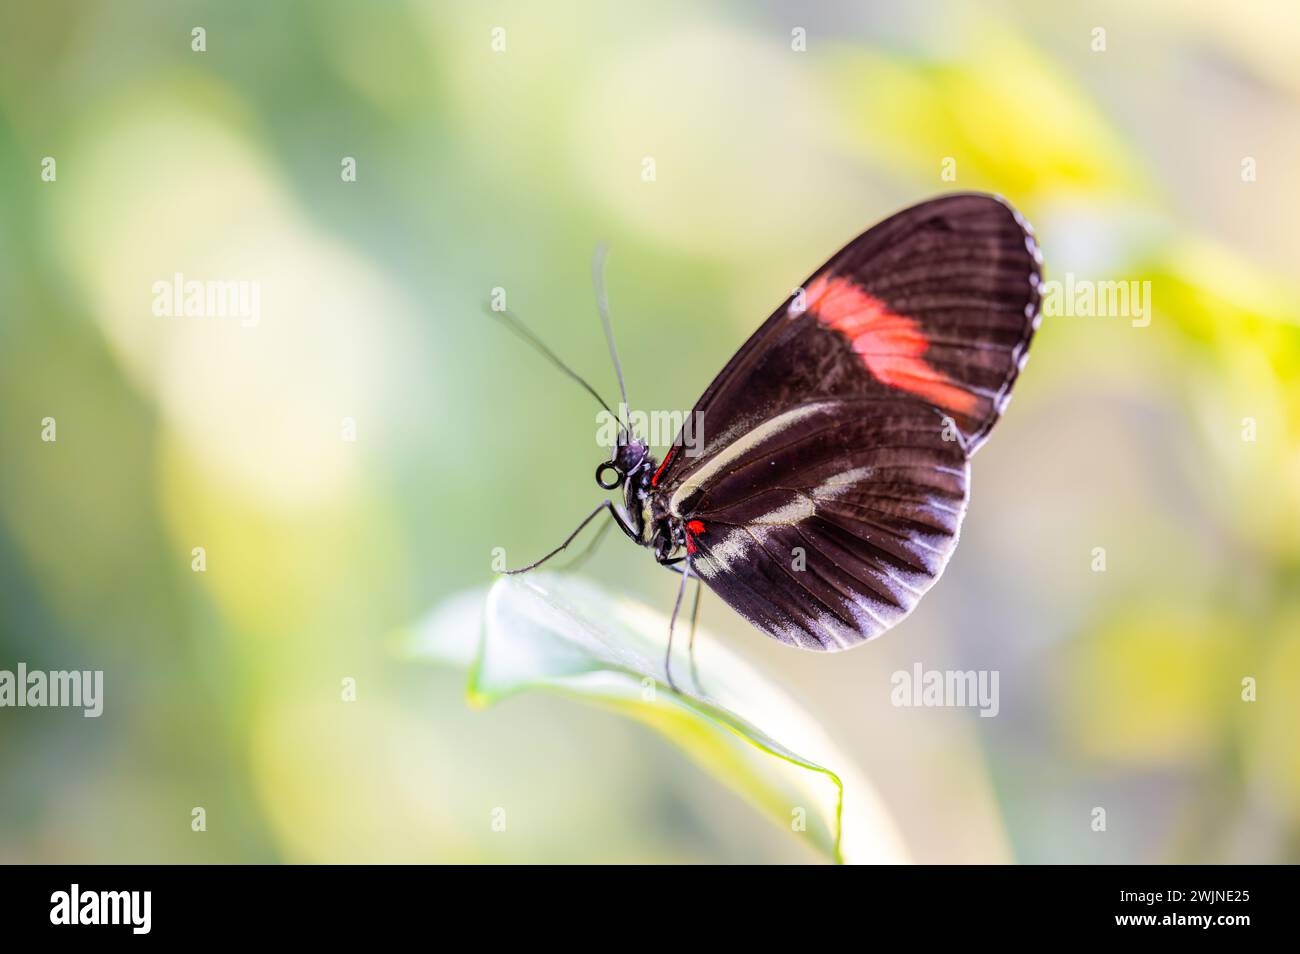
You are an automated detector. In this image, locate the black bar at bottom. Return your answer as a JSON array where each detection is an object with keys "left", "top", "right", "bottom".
[{"left": 2, "top": 865, "right": 1286, "bottom": 940}]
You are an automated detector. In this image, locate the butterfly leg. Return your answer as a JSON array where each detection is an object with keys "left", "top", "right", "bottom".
[
  {"left": 665, "top": 566, "right": 696, "bottom": 696},
  {"left": 557, "top": 510, "right": 614, "bottom": 573},
  {"left": 502, "top": 500, "right": 634, "bottom": 574},
  {"left": 687, "top": 574, "right": 703, "bottom": 695},
  {"left": 670, "top": 561, "right": 702, "bottom": 696}
]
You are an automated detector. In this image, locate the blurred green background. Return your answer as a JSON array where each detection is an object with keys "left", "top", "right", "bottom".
[{"left": 2, "top": 0, "right": 1298, "bottom": 863}]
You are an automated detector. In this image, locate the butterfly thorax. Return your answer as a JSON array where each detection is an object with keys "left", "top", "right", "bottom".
[{"left": 622, "top": 458, "right": 683, "bottom": 560}]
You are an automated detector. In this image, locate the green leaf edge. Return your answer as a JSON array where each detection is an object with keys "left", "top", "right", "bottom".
[{"left": 462, "top": 576, "right": 847, "bottom": 864}]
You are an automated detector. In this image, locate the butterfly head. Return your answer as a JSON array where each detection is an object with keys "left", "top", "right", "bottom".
[{"left": 595, "top": 430, "right": 648, "bottom": 489}]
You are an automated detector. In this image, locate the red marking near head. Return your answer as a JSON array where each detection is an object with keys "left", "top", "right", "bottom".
[
  {"left": 651, "top": 445, "right": 676, "bottom": 488},
  {"left": 801, "top": 273, "right": 981, "bottom": 418},
  {"left": 685, "top": 519, "right": 705, "bottom": 554}
]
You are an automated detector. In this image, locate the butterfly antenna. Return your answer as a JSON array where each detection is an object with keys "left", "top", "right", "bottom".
[
  {"left": 485, "top": 304, "right": 616, "bottom": 419},
  {"left": 592, "top": 243, "right": 631, "bottom": 432}
]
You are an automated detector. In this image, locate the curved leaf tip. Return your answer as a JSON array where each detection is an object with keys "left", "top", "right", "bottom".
[{"left": 404, "top": 573, "right": 909, "bottom": 864}]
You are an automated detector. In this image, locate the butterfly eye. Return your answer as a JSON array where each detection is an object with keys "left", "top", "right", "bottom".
[
  {"left": 595, "top": 461, "right": 624, "bottom": 490},
  {"left": 615, "top": 438, "right": 647, "bottom": 473}
]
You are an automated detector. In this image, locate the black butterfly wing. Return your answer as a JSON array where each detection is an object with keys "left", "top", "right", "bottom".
[{"left": 653, "top": 193, "right": 1041, "bottom": 650}]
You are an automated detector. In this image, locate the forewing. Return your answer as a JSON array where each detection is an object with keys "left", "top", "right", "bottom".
[{"left": 651, "top": 192, "right": 1040, "bottom": 498}]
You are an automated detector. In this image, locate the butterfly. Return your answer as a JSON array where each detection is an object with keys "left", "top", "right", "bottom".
[{"left": 496, "top": 193, "right": 1042, "bottom": 690}]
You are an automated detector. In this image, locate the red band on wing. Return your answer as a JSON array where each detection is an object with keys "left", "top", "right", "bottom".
[
  {"left": 651, "top": 445, "right": 676, "bottom": 488},
  {"left": 802, "top": 274, "right": 980, "bottom": 418}
]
